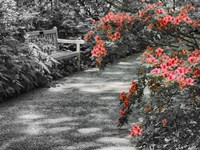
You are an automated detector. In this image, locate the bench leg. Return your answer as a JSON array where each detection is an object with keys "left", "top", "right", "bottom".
[
  {"left": 77, "top": 53, "right": 80, "bottom": 71},
  {"left": 76, "top": 44, "right": 81, "bottom": 71}
]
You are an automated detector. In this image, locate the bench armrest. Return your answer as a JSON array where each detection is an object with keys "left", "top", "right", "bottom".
[{"left": 58, "top": 38, "right": 85, "bottom": 44}]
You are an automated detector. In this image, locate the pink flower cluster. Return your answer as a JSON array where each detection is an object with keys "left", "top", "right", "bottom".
[
  {"left": 91, "top": 44, "right": 107, "bottom": 57},
  {"left": 146, "top": 4, "right": 156, "bottom": 9},
  {"left": 99, "top": 11, "right": 134, "bottom": 25},
  {"left": 91, "top": 36, "right": 107, "bottom": 57},
  {"left": 146, "top": 1, "right": 163, "bottom": 9},
  {"left": 155, "top": 12, "right": 198, "bottom": 29},
  {"left": 188, "top": 50, "right": 200, "bottom": 64},
  {"left": 130, "top": 125, "right": 142, "bottom": 136},
  {"left": 155, "top": 8, "right": 165, "bottom": 14},
  {"left": 142, "top": 47, "right": 200, "bottom": 89},
  {"left": 89, "top": 11, "right": 135, "bottom": 59},
  {"left": 142, "top": 2, "right": 200, "bottom": 29}
]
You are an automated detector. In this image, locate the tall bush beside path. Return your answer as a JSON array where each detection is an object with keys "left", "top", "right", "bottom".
[{"left": 85, "top": 0, "right": 200, "bottom": 149}]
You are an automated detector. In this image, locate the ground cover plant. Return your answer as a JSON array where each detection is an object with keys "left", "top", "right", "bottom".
[{"left": 85, "top": 0, "right": 200, "bottom": 149}]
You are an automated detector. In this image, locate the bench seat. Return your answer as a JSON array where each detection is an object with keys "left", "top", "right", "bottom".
[{"left": 51, "top": 51, "right": 80, "bottom": 60}]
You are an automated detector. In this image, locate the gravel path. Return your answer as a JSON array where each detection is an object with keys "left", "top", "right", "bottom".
[{"left": 0, "top": 54, "right": 141, "bottom": 150}]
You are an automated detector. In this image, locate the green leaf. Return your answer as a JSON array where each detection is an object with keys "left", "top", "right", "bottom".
[
  {"left": 21, "top": 74, "right": 30, "bottom": 83},
  {"left": 38, "top": 61, "right": 50, "bottom": 73}
]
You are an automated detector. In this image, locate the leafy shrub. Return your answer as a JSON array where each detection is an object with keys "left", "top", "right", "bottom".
[
  {"left": 0, "top": 32, "right": 94, "bottom": 101},
  {"left": 0, "top": 0, "right": 98, "bottom": 101},
  {"left": 118, "top": 47, "right": 200, "bottom": 149},
  {"left": 0, "top": 34, "right": 62, "bottom": 101},
  {"left": 84, "top": 12, "right": 139, "bottom": 68},
  {"left": 86, "top": 0, "right": 200, "bottom": 149}
]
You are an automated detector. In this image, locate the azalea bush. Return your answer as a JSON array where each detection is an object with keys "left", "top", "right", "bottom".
[
  {"left": 85, "top": 0, "right": 200, "bottom": 66},
  {"left": 84, "top": 10, "right": 142, "bottom": 68},
  {"left": 118, "top": 47, "right": 200, "bottom": 148},
  {"left": 85, "top": 0, "right": 200, "bottom": 149}
]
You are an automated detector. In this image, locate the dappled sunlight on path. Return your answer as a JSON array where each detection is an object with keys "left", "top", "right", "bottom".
[{"left": 0, "top": 54, "right": 140, "bottom": 150}]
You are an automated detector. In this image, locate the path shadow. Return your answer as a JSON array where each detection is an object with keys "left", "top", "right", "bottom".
[{"left": 0, "top": 54, "right": 140, "bottom": 150}]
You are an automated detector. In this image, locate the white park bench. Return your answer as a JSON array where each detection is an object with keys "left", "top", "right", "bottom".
[{"left": 26, "top": 27, "right": 85, "bottom": 70}]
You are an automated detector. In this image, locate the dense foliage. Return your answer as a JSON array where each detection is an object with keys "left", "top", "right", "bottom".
[
  {"left": 1, "top": 0, "right": 200, "bottom": 148},
  {"left": 0, "top": 38, "right": 54, "bottom": 101},
  {"left": 13, "top": 0, "right": 112, "bottom": 38},
  {"left": 0, "top": 0, "right": 113, "bottom": 100},
  {"left": 85, "top": 0, "right": 200, "bottom": 149}
]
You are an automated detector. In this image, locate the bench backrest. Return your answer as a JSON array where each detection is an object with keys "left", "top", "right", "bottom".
[{"left": 26, "top": 27, "right": 59, "bottom": 50}]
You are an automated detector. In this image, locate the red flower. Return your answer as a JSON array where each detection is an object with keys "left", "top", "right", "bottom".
[
  {"left": 188, "top": 56, "right": 198, "bottom": 64},
  {"left": 193, "top": 69, "right": 200, "bottom": 78},
  {"left": 186, "top": 78, "right": 194, "bottom": 85},
  {"left": 114, "top": 32, "right": 121, "bottom": 39},
  {"left": 107, "top": 32, "right": 121, "bottom": 41},
  {"left": 174, "top": 17, "right": 181, "bottom": 25},
  {"left": 162, "top": 119, "right": 167, "bottom": 126},
  {"left": 123, "top": 100, "right": 129, "bottom": 107},
  {"left": 119, "top": 92, "right": 126, "bottom": 100},
  {"left": 130, "top": 125, "right": 142, "bottom": 136},
  {"left": 92, "top": 19, "right": 97, "bottom": 24},
  {"left": 155, "top": 47, "right": 164, "bottom": 57},
  {"left": 129, "top": 86, "right": 136, "bottom": 93},
  {"left": 184, "top": 16, "right": 191, "bottom": 23},
  {"left": 120, "top": 109, "right": 126, "bottom": 116},
  {"left": 146, "top": 45, "right": 153, "bottom": 53},
  {"left": 160, "top": 63, "right": 168, "bottom": 71},
  {"left": 151, "top": 68, "right": 161, "bottom": 74},
  {"left": 197, "top": 20, "right": 200, "bottom": 26},
  {"left": 155, "top": 8, "right": 165, "bottom": 14},
  {"left": 84, "top": 35, "right": 89, "bottom": 42},
  {"left": 95, "top": 36, "right": 101, "bottom": 43},
  {"left": 91, "top": 44, "right": 107, "bottom": 57},
  {"left": 116, "top": 26, "right": 122, "bottom": 31},
  {"left": 144, "top": 105, "right": 152, "bottom": 112},
  {"left": 138, "top": 10, "right": 144, "bottom": 17},
  {"left": 131, "top": 80, "right": 136, "bottom": 86},
  {"left": 147, "top": 23, "right": 154, "bottom": 31},
  {"left": 157, "top": 1, "right": 163, "bottom": 6}
]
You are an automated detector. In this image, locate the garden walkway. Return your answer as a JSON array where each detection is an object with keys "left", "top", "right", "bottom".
[{"left": 0, "top": 54, "right": 141, "bottom": 150}]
